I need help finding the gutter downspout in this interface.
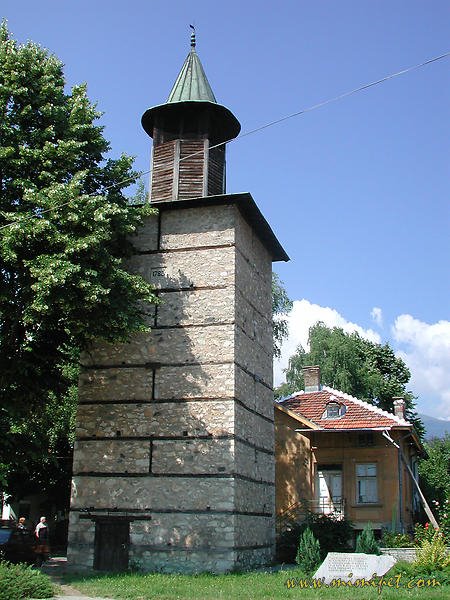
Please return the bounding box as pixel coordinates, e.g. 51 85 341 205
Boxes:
397 445 404 532
382 430 439 529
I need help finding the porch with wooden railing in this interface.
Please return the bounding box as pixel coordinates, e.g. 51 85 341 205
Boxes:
276 498 346 535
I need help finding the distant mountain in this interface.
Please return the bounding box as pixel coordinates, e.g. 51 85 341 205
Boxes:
419 414 450 440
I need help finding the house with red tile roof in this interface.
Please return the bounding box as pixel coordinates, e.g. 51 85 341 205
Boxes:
275 366 423 536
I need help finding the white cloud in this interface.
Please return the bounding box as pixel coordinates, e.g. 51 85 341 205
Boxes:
274 300 450 419
274 299 381 387
371 306 383 327
392 315 450 419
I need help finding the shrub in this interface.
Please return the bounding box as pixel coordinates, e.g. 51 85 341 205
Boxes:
355 523 380 554
414 522 438 546
414 531 450 572
0 561 54 600
295 527 321 574
387 560 450 586
432 497 450 544
305 513 354 557
276 513 354 563
276 525 303 563
380 530 413 548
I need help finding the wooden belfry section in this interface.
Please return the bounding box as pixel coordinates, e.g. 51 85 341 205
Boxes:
67 31 288 573
142 31 240 202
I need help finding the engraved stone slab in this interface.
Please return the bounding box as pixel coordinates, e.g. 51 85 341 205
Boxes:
149 266 167 285
126 245 235 290
314 552 396 585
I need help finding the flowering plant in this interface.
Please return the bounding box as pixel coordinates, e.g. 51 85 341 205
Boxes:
414 522 438 546
414 497 450 546
433 498 450 544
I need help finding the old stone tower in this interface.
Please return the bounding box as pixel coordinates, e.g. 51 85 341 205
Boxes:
67 33 288 573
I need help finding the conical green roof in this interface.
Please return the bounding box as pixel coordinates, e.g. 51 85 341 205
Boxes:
141 34 240 143
167 48 217 104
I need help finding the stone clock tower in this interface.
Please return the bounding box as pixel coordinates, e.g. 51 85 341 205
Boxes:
67 32 288 573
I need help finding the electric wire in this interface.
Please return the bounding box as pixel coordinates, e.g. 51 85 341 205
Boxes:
1 50 449 231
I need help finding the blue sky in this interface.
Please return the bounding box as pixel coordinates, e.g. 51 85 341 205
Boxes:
3 1 449 419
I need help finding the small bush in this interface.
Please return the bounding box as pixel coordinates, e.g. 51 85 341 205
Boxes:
413 522 438 546
435 498 450 543
0 561 54 600
355 523 380 554
414 531 450 572
276 513 354 563
295 527 321 574
388 560 450 585
128 557 144 572
276 525 302 563
306 513 354 557
381 530 413 548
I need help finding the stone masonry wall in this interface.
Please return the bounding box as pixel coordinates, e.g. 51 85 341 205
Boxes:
233 207 276 566
67 201 275 573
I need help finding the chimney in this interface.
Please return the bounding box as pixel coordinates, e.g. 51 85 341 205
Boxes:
393 397 405 420
303 366 321 392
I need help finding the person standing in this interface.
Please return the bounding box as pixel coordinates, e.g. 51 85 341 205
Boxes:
34 516 50 566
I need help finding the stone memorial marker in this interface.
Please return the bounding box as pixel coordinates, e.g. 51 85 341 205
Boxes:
314 552 396 584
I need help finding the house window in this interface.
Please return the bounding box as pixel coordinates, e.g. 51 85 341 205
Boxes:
316 465 343 516
323 401 346 419
356 463 378 503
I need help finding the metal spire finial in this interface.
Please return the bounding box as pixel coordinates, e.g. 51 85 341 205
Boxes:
189 24 196 49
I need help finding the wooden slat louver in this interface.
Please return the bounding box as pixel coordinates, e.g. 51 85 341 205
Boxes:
208 146 225 196
178 139 206 199
150 141 176 202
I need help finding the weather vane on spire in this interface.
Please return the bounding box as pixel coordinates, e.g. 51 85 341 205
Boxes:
189 24 196 49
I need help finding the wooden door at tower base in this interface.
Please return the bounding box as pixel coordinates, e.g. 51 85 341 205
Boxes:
94 520 130 572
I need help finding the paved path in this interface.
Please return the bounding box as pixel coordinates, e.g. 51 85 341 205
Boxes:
39 557 115 600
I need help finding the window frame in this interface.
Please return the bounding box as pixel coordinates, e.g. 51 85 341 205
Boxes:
323 401 346 419
355 462 378 504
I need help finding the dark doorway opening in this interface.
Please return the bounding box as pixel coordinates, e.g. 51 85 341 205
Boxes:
94 519 130 572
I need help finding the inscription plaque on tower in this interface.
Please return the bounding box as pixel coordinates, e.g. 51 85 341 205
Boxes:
150 266 166 285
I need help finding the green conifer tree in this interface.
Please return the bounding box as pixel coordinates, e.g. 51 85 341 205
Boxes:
355 523 381 555
296 527 321 573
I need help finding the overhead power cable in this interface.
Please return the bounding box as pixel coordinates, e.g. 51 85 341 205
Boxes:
1 50 449 231
229 51 450 143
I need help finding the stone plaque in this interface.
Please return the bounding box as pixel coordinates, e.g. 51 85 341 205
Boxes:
314 552 396 584
150 266 166 283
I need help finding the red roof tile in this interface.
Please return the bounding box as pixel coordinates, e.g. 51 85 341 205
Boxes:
280 386 411 430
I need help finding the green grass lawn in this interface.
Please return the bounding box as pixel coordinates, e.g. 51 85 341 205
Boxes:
62 568 449 600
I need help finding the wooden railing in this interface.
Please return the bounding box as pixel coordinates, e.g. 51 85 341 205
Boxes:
276 499 346 535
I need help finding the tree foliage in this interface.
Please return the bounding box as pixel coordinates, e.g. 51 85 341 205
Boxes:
0 22 157 501
277 322 423 436
272 273 292 359
418 434 450 508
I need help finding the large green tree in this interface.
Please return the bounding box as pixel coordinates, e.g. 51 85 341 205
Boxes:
418 434 450 508
277 322 423 436
0 22 157 502
272 273 292 359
